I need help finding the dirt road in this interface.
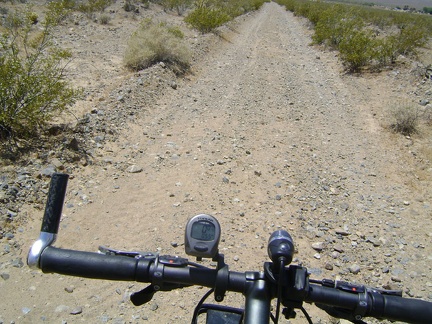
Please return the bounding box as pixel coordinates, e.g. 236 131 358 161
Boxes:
1 2 431 323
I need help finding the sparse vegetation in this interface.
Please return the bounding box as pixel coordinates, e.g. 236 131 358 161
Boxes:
77 0 114 18
0 6 82 140
276 0 432 72
99 13 111 24
185 0 268 33
124 19 191 74
184 5 231 33
160 0 193 15
390 104 421 135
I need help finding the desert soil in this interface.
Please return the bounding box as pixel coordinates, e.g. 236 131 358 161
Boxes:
1 1 432 323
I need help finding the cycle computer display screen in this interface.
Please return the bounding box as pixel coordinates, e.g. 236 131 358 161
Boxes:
185 214 221 259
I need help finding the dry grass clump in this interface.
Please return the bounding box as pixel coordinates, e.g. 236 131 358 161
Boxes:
124 19 191 74
390 103 421 135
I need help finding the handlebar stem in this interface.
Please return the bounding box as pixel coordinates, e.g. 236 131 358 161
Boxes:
243 271 272 324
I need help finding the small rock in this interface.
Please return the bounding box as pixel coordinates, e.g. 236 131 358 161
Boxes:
70 307 83 315
419 99 429 106
391 276 402 283
64 286 74 293
170 242 178 248
311 242 324 251
68 138 80 151
383 282 399 290
333 244 344 253
233 255 239 261
339 202 349 212
324 263 333 270
127 165 143 173
349 264 361 274
1 273 10 280
22 307 31 315
40 165 56 177
11 258 24 268
50 158 64 170
313 253 321 259
366 237 381 247
335 228 350 236
150 303 158 311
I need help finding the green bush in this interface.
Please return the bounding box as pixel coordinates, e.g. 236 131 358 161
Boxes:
184 6 231 33
312 7 363 48
372 36 398 66
124 19 191 73
277 0 431 72
396 23 429 55
0 7 81 139
339 30 375 72
77 0 114 18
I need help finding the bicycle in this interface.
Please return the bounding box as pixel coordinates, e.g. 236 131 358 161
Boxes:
27 173 432 323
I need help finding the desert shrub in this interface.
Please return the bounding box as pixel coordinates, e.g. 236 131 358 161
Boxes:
124 19 191 73
390 104 420 135
396 23 429 55
0 7 81 139
45 0 75 24
312 8 363 48
278 0 431 72
99 13 110 24
123 0 137 12
160 0 192 15
226 0 267 15
184 6 231 33
372 35 398 66
339 29 375 72
77 0 114 18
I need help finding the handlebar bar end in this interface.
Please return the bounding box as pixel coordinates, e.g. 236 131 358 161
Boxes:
27 232 57 269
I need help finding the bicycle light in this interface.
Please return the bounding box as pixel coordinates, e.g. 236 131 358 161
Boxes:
268 230 294 266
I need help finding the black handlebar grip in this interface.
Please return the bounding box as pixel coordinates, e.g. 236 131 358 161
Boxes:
41 173 69 234
308 285 432 324
40 246 152 282
369 293 432 324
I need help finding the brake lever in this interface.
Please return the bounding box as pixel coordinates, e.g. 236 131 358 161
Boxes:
366 286 403 297
98 246 157 259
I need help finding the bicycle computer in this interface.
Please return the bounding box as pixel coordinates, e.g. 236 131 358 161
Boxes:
185 214 221 259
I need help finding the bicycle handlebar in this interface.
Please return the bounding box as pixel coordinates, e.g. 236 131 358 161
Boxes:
28 174 432 324
39 245 432 323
